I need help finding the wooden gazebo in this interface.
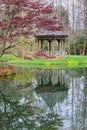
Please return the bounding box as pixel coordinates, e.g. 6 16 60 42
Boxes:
35 30 68 58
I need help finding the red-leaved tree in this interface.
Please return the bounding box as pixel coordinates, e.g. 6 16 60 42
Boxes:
0 0 63 56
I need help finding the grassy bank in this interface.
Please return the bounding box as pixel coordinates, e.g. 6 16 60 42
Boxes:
0 55 87 69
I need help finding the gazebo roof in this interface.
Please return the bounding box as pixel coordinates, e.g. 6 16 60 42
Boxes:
35 30 68 40
35 91 68 109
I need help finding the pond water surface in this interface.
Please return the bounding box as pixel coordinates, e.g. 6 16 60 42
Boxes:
0 67 87 130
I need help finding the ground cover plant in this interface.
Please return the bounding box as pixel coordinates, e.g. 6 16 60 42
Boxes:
0 55 87 69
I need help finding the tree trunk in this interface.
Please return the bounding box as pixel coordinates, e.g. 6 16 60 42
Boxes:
82 0 87 55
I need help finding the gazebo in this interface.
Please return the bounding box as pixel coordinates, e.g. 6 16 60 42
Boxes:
35 30 68 58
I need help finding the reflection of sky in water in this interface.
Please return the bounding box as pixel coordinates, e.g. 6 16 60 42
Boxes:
32 69 87 129
0 68 87 130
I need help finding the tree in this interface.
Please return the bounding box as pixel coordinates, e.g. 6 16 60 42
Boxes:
14 36 35 57
0 0 63 57
76 35 84 55
66 0 87 55
55 5 69 27
83 0 87 55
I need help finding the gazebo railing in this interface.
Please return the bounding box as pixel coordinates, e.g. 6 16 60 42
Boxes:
54 50 66 57
35 51 56 58
35 50 66 58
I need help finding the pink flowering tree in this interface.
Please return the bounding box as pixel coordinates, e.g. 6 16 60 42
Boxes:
0 0 63 56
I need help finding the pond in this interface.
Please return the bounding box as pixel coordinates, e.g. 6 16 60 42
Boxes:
0 67 87 130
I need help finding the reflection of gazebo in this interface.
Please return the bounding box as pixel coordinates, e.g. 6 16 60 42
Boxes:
35 70 69 92
35 30 68 58
35 78 69 93
34 69 69 109
43 92 67 108
35 75 69 107
35 91 68 109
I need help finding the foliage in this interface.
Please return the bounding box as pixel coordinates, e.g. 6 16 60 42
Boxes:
14 66 34 83
0 0 63 57
43 40 49 51
76 35 84 44
15 36 35 46
68 60 78 66
14 36 35 56
0 65 16 76
76 35 84 55
69 35 85 55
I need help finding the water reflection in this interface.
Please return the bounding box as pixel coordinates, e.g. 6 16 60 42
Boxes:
0 67 87 130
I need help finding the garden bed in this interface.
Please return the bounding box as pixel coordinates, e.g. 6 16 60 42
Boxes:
0 65 16 77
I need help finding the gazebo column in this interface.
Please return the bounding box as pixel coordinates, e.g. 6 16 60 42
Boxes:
41 40 44 51
59 40 62 57
62 39 65 56
61 40 63 57
63 39 65 50
57 40 60 50
62 40 64 50
38 40 40 52
56 40 60 57
57 41 60 51
62 40 64 57
48 40 52 56
61 40 64 57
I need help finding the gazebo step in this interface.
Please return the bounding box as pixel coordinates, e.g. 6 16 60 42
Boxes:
46 55 56 59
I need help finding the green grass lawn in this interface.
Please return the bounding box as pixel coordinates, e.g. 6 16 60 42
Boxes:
0 55 87 69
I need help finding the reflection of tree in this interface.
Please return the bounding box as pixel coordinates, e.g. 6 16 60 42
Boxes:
65 68 87 130
14 67 33 83
37 112 63 130
0 81 63 130
0 91 36 130
66 68 83 78
82 68 87 130
0 91 63 130
0 79 32 129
